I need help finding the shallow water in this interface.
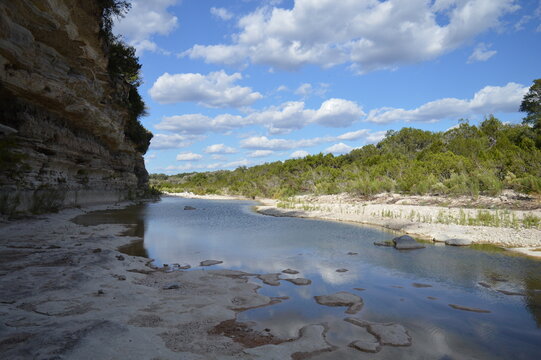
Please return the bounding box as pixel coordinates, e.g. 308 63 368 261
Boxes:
73 197 541 359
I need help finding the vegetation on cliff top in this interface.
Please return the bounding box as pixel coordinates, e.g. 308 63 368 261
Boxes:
151 80 541 199
98 0 152 154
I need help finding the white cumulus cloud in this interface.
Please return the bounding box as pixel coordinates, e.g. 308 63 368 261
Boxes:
154 98 364 135
183 0 518 72
211 7 234 21
325 143 354 155
290 150 309 158
114 0 178 55
204 144 238 154
149 71 263 108
155 113 248 134
150 134 205 149
240 128 380 150
176 152 203 161
365 82 528 124
467 43 497 63
248 150 275 158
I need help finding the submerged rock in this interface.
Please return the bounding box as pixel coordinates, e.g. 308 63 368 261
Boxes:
336 268 349 273
345 318 412 347
257 273 282 286
374 241 393 247
349 339 381 353
184 206 196 210
314 291 363 314
496 289 525 296
392 235 425 250
445 238 472 246
282 269 299 275
411 283 432 288
200 260 223 267
448 304 491 313
286 278 312 286
347 252 358 255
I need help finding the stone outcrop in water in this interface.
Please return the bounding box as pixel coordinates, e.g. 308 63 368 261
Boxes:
0 0 149 214
345 318 412 347
200 260 223 267
445 238 472 246
286 278 312 286
314 291 363 314
257 273 282 286
392 235 425 250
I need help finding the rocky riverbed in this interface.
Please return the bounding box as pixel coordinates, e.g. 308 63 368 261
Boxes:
0 202 423 359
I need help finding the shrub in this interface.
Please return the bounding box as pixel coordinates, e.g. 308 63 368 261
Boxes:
98 1 153 154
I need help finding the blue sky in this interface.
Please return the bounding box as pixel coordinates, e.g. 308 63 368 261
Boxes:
113 0 541 174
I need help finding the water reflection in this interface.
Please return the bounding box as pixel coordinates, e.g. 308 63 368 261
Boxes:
72 203 147 256
73 196 541 359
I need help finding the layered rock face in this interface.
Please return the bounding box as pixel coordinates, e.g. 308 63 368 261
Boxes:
0 0 148 214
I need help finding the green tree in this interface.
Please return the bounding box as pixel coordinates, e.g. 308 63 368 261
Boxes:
98 0 131 38
520 79 541 130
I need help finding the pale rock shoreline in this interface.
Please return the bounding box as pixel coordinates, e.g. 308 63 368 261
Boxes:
254 194 541 258
0 202 335 359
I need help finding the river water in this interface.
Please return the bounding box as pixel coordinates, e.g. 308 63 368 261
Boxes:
73 196 541 359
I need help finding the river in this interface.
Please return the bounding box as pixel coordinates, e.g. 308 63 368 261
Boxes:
73 196 541 359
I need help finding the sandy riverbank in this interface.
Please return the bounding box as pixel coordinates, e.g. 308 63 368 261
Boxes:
0 202 336 359
252 193 541 258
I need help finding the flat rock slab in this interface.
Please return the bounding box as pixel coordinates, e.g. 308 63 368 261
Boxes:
162 283 181 290
199 260 223 267
314 291 363 314
165 263 191 272
374 241 393 247
245 324 334 359
449 304 491 313
286 278 312 286
336 268 349 273
496 289 525 296
349 339 381 353
445 238 472 246
257 273 282 286
392 235 425 250
345 318 412 347
411 283 432 288
282 268 299 274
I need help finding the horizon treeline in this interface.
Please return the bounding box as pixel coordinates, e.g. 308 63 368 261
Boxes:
150 116 541 198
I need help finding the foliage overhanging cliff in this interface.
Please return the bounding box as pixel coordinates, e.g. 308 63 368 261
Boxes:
0 0 152 214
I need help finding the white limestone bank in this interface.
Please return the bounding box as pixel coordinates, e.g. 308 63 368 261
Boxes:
254 194 541 258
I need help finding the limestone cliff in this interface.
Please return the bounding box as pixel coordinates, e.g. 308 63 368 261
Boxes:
0 0 150 214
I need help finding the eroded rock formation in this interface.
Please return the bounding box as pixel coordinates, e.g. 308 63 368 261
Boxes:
0 0 149 214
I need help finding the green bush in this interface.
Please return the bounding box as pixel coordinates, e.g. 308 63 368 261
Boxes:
98 1 153 154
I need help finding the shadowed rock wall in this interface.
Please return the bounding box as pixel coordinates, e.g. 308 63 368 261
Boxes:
0 0 149 214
